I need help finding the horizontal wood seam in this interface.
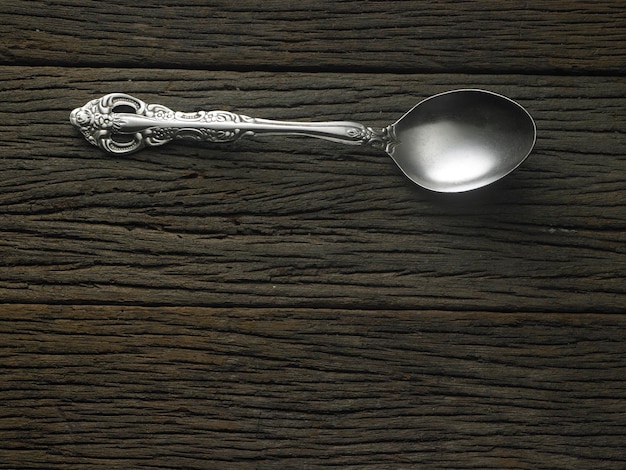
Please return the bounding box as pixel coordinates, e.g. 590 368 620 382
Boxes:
2 60 625 78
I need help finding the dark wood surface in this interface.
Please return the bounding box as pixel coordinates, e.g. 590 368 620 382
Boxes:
1 1 625 468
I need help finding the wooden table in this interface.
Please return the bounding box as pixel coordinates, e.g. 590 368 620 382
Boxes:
1 1 625 468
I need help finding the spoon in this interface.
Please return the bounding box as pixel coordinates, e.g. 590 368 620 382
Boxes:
70 89 536 192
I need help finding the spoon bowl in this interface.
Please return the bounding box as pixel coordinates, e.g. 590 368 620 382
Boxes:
390 89 536 192
70 89 536 193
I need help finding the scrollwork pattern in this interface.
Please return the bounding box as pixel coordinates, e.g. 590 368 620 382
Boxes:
70 93 253 155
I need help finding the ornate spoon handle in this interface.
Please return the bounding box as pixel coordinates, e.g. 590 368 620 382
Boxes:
70 93 394 156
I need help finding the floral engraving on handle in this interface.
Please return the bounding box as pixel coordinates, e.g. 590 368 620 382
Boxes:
162 110 254 144
70 93 253 155
70 93 145 154
347 126 397 153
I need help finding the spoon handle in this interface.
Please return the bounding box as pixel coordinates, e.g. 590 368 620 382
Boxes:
70 93 394 156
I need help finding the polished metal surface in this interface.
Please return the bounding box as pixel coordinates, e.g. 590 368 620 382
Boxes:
70 90 536 192
390 90 536 192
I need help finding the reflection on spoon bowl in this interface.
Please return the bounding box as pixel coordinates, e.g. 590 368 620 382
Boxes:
390 89 537 192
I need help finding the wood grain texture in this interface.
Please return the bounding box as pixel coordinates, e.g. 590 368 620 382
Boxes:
1 0 625 74
1 67 624 311
1 1 625 467
1 304 625 469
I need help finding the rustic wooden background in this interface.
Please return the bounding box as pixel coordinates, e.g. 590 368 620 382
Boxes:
1 1 625 468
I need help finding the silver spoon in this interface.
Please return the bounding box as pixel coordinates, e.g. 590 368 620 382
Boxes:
70 89 536 192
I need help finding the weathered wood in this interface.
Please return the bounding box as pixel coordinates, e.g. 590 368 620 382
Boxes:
0 1 625 466
1 0 625 74
1 304 625 469
0 67 624 311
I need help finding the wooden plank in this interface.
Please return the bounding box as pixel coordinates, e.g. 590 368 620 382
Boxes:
0 67 625 311
1 0 625 73
1 304 625 468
